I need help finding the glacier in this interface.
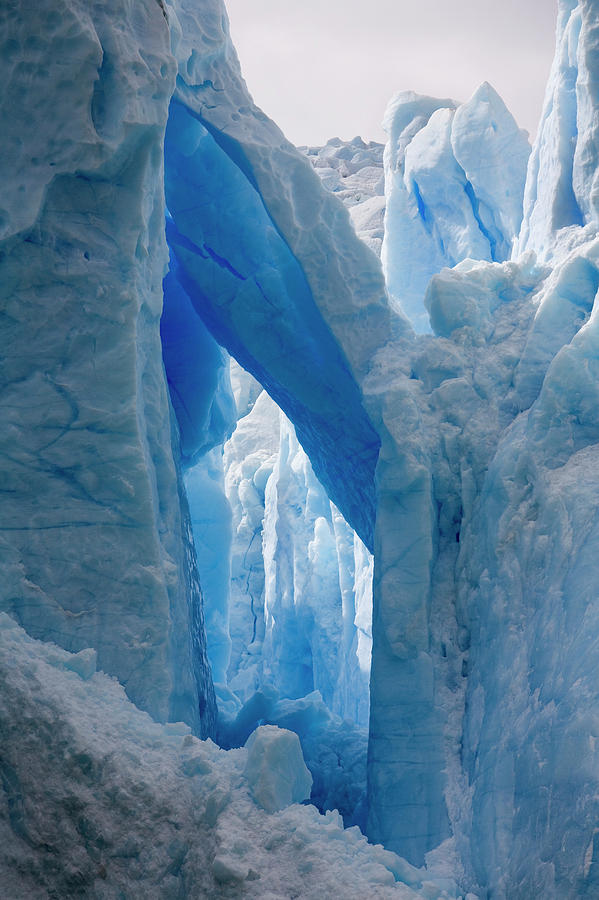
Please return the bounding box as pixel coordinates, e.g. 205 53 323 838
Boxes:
382 84 531 332
3 0 599 897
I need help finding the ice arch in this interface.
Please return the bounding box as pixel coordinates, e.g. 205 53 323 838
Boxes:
0 0 394 744
162 0 398 551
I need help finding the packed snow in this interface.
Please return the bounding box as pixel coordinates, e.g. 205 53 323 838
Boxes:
0 615 455 899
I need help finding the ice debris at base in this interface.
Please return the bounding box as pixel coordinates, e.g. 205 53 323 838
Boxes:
244 726 312 812
217 686 369 829
0 615 455 899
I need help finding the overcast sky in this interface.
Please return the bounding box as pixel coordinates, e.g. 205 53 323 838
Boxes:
224 0 558 147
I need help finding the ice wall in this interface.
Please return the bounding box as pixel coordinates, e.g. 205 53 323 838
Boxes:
458 3 599 893
223 391 372 727
365 253 545 869
518 0 589 260
383 85 530 331
368 4 599 894
0 0 215 735
458 244 599 897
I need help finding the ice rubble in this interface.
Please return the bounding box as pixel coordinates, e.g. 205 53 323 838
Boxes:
302 136 386 255
0 615 453 899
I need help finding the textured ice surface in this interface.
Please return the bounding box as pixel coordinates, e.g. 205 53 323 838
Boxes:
302 137 386 255
0 615 455 899
163 0 397 551
0 0 215 735
382 85 530 331
518 0 599 261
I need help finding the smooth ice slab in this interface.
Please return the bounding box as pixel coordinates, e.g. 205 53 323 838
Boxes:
244 725 313 813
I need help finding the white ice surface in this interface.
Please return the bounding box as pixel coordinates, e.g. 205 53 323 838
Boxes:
244 725 312 813
0 615 454 899
382 85 529 331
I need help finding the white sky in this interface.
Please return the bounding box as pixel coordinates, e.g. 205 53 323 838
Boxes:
224 0 558 147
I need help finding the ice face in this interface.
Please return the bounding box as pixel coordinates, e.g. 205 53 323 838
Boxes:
0 0 215 736
518 0 599 261
382 86 530 332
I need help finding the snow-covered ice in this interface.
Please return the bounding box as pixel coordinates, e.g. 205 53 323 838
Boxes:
0 615 454 899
